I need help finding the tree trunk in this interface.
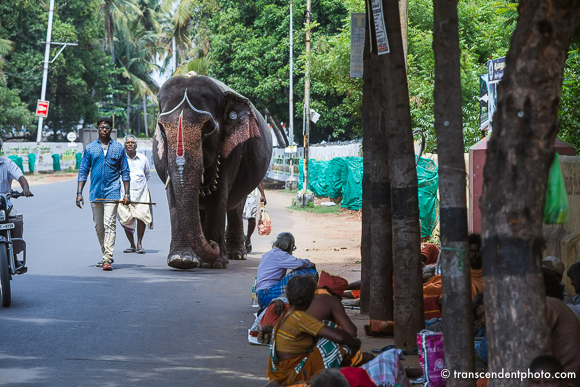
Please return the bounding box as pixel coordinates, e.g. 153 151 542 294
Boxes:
432 0 475 383
480 1 580 385
368 7 394 321
360 16 373 315
137 105 141 136
382 0 423 349
143 95 149 137
126 91 131 135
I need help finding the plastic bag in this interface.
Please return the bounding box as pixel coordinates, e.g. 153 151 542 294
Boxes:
417 330 446 387
258 205 272 236
544 153 569 224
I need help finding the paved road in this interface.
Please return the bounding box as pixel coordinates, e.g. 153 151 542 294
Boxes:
0 173 285 386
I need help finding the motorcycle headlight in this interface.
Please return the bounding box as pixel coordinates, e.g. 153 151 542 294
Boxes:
0 210 5 222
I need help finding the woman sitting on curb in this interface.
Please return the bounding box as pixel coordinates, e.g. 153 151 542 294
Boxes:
267 275 367 386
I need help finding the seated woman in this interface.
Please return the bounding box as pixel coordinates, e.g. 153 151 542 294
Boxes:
267 275 365 386
259 271 359 344
256 232 317 308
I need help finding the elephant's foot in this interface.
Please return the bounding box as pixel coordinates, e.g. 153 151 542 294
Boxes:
200 255 230 269
227 249 247 261
167 249 201 269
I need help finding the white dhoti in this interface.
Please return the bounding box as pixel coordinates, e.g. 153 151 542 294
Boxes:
118 189 153 233
243 187 260 219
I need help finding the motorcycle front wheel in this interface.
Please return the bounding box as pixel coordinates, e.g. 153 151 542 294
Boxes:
0 243 11 307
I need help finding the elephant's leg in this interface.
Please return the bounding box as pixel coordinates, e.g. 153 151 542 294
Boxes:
226 202 246 261
198 196 230 269
167 190 201 269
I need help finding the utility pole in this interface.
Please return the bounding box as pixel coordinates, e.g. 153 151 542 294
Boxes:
34 0 77 174
302 0 311 195
289 0 294 146
34 0 55 174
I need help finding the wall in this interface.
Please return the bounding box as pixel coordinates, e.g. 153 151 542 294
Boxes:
2 142 84 172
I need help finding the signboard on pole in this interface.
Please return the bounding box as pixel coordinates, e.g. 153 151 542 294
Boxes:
36 100 50 117
371 0 390 55
487 57 506 83
350 13 365 78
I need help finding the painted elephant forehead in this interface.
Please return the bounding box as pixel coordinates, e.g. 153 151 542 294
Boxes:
159 115 203 155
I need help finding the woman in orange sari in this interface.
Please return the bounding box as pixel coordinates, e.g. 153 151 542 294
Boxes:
267 275 365 386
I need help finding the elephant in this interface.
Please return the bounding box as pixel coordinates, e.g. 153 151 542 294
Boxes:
154 73 273 269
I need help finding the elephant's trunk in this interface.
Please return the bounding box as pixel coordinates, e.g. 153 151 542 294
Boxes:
172 174 220 263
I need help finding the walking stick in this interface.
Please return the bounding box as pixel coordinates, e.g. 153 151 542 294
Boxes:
95 198 156 206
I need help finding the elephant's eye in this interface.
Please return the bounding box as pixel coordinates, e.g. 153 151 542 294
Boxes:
229 111 238 120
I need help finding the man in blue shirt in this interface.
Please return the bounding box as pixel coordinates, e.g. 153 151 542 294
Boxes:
76 117 130 271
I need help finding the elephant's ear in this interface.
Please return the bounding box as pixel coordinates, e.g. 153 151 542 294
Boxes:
220 91 262 158
153 121 168 185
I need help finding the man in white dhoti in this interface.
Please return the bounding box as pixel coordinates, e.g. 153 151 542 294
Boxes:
243 182 266 253
118 135 153 254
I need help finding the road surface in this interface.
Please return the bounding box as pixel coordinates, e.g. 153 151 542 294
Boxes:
0 173 276 386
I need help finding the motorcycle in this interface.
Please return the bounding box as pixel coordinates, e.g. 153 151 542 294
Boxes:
0 190 31 307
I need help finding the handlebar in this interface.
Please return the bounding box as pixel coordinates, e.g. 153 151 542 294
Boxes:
9 190 33 199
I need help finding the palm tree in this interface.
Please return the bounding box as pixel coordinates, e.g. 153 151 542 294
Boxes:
157 0 216 76
114 10 162 135
91 0 142 63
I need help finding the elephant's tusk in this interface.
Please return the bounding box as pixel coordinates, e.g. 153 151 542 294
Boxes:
201 173 204 184
165 175 171 190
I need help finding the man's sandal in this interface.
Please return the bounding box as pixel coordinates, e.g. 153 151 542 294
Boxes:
96 258 114 267
124 247 136 253
136 247 146 254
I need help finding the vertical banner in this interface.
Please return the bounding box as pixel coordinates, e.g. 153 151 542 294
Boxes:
371 0 390 54
350 13 366 78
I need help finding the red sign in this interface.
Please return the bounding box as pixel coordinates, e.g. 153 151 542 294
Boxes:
36 100 49 117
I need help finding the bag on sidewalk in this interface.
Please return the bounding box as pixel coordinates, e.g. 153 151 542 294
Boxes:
257 205 272 236
417 330 446 386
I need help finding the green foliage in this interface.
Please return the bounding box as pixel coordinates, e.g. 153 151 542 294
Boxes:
0 83 35 132
407 0 514 152
199 0 352 143
559 38 580 154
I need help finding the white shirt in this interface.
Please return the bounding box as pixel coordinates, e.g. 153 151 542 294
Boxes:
120 153 151 201
0 157 23 195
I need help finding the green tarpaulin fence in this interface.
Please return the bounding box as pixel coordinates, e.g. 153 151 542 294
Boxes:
27 154 36 173
8 155 24 174
341 157 363 210
416 156 440 238
296 155 440 237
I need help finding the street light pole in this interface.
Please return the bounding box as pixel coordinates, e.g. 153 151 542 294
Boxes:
34 0 55 174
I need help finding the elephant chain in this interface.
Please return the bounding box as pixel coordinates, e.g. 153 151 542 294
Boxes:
199 155 220 197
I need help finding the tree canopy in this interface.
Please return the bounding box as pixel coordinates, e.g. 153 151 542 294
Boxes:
0 0 578 152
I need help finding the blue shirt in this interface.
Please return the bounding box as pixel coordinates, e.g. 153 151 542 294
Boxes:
78 139 130 202
256 247 313 291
